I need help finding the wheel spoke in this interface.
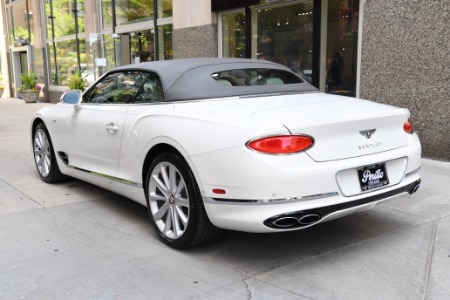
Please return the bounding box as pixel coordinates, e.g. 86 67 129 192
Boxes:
160 164 171 191
164 207 173 235
169 165 177 193
176 206 188 226
174 180 185 197
149 193 166 202
35 131 43 149
153 174 170 198
176 196 189 208
172 206 180 238
42 135 49 151
36 154 43 168
44 155 51 175
153 201 170 221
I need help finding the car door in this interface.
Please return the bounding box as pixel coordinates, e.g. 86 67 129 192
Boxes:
59 71 147 179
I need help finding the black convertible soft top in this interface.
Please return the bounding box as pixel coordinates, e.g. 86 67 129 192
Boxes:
114 58 318 102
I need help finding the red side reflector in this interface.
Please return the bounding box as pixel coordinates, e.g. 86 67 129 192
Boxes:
247 135 314 154
404 118 415 134
213 189 226 195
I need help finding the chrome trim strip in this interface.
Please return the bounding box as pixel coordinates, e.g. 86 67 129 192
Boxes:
203 192 339 206
68 165 143 188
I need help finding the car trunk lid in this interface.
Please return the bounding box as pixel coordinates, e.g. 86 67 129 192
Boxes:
248 93 410 161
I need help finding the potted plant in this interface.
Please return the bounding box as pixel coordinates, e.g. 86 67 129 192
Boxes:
68 71 88 92
19 72 41 103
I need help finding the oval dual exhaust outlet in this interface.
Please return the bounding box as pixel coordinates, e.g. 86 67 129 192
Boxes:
271 213 321 228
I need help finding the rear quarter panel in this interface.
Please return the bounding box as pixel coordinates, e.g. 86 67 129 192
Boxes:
115 102 289 188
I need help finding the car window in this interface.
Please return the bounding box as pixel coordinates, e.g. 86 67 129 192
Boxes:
83 71 148 104
211 68 303 87
134 72 165 103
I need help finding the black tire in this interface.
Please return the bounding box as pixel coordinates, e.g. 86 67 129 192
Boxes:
145 152 221 248
33 123 66 183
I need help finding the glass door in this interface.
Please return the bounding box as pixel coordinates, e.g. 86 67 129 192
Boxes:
131 30 155 63
323 0 359 96
251 1 314 83
221 11 246 58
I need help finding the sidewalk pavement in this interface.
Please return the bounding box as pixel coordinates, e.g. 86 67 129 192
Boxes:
0 97 449 299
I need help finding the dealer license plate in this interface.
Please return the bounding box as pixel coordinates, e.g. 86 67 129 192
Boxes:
357 163 389 192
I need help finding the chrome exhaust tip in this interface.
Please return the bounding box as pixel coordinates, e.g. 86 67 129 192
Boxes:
298 214 321 225
412 184 420 193
267 212 322 229
272 217 300 228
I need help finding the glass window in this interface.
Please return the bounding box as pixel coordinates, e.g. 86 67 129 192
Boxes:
45 0 84 38
211 68 303 87
116 0 154 26
7 8 14 45
48 43 57 84
325 0 359 96
158 0 172 18
45 0 52 39
79 38 88 80
52 39 79 85
252 2 314 83
27 1 34 44
84 34 116 83
222 11 246 58
158 24 173 60
90 34 115 79
83 71 146 104
101 0 113 29
77 0 85 33
131 30 155 63
50 0 76 37
11 2 30 46
135 73 165 103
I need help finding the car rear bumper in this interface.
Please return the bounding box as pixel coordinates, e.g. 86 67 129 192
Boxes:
203 174 421 233
194 134 421 232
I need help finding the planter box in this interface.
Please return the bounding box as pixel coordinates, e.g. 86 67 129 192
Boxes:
20 90 40 103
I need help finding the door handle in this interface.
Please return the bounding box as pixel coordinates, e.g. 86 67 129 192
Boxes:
105 122 119 134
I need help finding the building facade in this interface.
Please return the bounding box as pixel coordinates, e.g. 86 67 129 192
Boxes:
0 0 448 160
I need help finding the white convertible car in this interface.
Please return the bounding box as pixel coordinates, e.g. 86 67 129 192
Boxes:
31 58 421 248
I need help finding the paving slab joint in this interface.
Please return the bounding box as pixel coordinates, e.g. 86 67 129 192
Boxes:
423 220 438 299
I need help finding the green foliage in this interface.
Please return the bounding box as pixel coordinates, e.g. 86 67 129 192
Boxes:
45 0 85 38
111 89 135 103
19 72 38 92
14 26 29 41
117 0 153 23
68 71 88 92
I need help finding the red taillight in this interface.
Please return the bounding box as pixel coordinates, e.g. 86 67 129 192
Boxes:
212 189 226 194
247 135 314 154
404 118 415 134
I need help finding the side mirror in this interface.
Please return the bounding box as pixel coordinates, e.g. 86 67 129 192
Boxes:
60 90 82 111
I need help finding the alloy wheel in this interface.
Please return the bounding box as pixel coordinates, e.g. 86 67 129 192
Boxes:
148 161 190 240
34 129 52 178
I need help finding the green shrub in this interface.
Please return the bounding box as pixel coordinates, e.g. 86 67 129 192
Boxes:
68 71 88 92
19 72 39 92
